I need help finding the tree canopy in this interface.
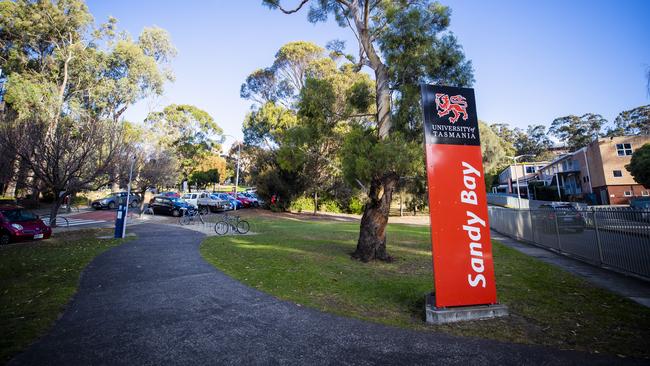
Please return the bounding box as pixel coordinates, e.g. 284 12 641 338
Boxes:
145 104 222 178
626 143 650 189
0 0 176 221
549 113 607 151
262 0 473 261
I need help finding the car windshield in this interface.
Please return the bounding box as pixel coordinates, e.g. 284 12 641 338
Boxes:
169 198 183 204
2 209 38 222
182 194 192 199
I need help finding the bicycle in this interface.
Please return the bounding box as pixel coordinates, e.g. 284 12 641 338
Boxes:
60 204 80 213
214 213 249 235
179 207 204 226
41 215 70 228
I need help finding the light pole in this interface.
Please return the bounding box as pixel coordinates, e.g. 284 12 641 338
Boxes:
507 154 534 209
221 135 241 211
122 155 136 238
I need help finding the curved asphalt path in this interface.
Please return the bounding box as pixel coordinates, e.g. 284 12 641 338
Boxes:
10 224 644 366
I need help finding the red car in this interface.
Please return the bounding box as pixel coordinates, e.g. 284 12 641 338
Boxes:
160 191 181 198
0 205 52 245
234 194 252 208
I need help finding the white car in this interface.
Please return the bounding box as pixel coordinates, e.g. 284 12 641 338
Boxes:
181 193 199 208
197 192 227 213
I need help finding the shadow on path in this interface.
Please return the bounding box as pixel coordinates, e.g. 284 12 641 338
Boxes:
10 224 643 365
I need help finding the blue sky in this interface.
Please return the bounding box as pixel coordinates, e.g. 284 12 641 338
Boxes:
87 0 650 146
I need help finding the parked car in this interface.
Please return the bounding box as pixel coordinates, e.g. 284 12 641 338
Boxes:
538 203 586 233
196 192 228 213
160 191 181 198
91 192 140 210
240 192 261 207
0 205 52 245
234 194 253 208
182 193 199 208
214 193 239 210
148 196 191 217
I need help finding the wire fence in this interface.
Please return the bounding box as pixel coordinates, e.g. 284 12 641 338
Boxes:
488 206 650 281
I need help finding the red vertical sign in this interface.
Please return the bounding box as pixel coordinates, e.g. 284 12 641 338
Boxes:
420 85 498 308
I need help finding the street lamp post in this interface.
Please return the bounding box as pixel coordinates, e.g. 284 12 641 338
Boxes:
221 135 241 211
234 142 241 211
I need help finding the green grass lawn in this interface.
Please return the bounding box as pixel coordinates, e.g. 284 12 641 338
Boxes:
201 215 650 358
0 229 124 363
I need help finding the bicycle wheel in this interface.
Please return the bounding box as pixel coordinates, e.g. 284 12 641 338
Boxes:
180 215 190 225
236 220 250 234
214 221 229 235
198 213 205 225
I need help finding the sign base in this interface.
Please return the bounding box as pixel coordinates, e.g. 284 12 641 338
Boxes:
425 293 508 324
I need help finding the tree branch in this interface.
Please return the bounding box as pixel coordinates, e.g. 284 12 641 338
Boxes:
272 0 310 14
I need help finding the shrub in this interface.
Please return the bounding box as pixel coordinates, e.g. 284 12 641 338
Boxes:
319 199 342 213
289 196 315 213
347 197 364 214
72 195 90 206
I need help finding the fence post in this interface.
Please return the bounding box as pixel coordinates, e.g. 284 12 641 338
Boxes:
554 211 562 252
529 208 534 242
592 207 604 266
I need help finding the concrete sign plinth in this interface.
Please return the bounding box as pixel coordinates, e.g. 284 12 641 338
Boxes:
425 294 508 324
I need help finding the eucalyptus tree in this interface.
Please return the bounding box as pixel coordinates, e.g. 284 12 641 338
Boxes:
549 113 607 151
264 0 473 261
0 0 175 222
606 105 650 136
145 104 223 181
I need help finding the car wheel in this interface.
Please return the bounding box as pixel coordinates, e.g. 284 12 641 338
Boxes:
108 202 116 210
172 209 181 217
0 232 10 245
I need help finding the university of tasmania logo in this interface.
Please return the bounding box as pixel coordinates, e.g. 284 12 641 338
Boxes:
434 93 468 124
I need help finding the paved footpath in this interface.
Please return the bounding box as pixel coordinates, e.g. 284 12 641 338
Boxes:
10 224 645 365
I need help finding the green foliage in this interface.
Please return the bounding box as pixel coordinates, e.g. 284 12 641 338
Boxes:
607 105 650 136
347 196 364 214
146 104 222 177
550 114 606 151
626 143 650 188
478 121 509 174
289 195 315 213
243 102 297 146
71 195 89 206
190 169 220 189
319 198 342 213
341 126 421 187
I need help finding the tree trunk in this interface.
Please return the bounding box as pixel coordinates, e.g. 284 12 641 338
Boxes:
313 191 318 215
352 175 398 262
49 191 65 227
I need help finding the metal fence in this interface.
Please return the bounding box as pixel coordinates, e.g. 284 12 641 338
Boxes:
488 206 650 281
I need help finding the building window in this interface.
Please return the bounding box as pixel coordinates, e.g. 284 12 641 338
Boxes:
613 170 623 177
642 191 649 197
616 143 633 156
525 166 535 174
624 191 632 197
